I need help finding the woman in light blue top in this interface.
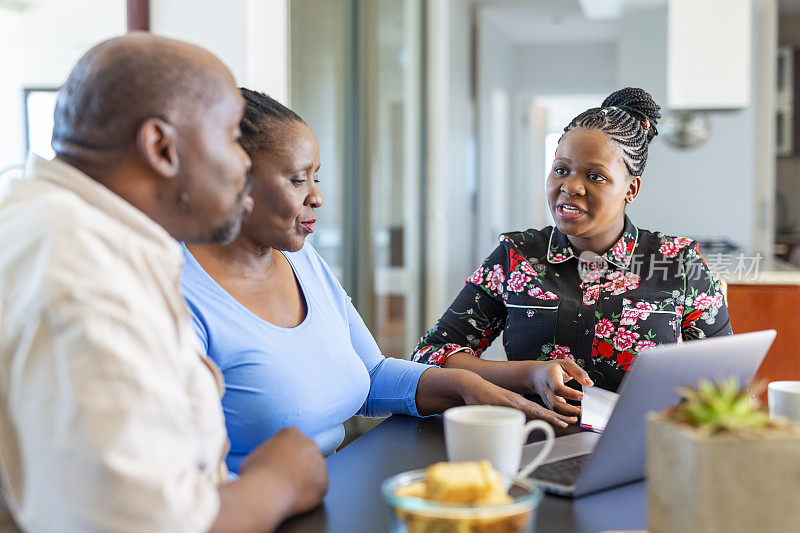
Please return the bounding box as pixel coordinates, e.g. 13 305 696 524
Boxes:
180 89 589 473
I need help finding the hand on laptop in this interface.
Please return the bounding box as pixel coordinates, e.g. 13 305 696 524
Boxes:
454 369 578 428
416 367 577 427
439 354 592 421
524 360 594 417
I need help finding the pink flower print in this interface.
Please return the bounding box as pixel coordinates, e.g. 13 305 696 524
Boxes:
635 339 657 353
595 318 615 339
428 347 447 365
603 276 627 296
582 285 599 305
444 343 473 357
613 327 640 352
623 272 641 291
466 267 483 285
550 252 569 262
527 286 558 300
610 239 628 260
581 267 604 284
550 344 575 361
507 271 530 293
634 301 657 320
411 345 432 363
485 264 505 294
693 292 714 310
712 293 724 309
619 299 655 326
660 237 693 258
620 311 637 326
659 241 679 258
528 286 544 298
520 260 537 277
606 271 623 281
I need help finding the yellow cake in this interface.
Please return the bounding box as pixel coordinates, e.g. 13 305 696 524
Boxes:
424 461 511 504
392 461 531 533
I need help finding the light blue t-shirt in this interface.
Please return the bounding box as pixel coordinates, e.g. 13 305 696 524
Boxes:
180 243 428 472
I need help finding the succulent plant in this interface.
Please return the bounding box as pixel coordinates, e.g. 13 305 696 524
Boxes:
670 378 777 434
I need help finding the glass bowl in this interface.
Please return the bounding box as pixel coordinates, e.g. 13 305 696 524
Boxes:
381 469 543 533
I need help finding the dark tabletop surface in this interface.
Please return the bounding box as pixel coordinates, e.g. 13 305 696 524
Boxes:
276 415 646 533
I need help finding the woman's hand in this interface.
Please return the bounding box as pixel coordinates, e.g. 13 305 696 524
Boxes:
442 353 593 417
415 367 577 428
523 359 593 416
455 369 578 427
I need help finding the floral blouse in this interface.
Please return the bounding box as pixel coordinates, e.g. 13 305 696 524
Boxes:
411 217 732 392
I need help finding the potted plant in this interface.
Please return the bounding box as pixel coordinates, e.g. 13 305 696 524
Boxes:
647 378 800 533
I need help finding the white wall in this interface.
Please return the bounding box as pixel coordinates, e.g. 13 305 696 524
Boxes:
0 0 289 175
426 0 476 327
0 0 126 172
618 5 761 251
512 42 617 96
491 3 775 254
151 0 288 102
151 0 248 84
476 7 513 262
510 42 617 235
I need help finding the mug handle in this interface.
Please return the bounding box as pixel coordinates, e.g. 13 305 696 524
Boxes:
516 420 555 479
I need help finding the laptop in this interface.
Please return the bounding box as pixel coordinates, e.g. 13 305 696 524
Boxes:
523 330 776 497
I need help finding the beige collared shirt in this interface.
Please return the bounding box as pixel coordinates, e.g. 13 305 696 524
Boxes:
0 156 228 532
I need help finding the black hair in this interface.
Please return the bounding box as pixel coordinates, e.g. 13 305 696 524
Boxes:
562 87 661 177
239 88 305 155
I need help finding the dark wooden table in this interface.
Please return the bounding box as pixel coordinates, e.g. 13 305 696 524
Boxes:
276 415 646 533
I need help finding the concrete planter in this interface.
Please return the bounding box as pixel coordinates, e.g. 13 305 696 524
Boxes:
646 413 800 533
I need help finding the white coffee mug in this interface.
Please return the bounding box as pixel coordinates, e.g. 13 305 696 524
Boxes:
768 381 800 423
443 405 555 479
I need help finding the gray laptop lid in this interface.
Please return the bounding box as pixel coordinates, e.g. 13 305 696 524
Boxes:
572 330 775 496
526 330 775 496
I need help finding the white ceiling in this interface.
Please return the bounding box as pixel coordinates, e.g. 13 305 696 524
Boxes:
478 0 669 45
481 0 617 45
0 0 32 10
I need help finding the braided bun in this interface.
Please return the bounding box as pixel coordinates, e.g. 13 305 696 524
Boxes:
602 87 661 143
561 87 661 176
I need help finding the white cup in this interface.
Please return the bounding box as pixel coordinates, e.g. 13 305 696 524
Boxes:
443 405 555 479
768 381 800 423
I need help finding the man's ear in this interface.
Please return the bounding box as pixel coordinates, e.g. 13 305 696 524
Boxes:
625 176 642 204
137 118 179 179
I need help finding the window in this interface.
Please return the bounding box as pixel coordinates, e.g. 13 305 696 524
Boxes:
24 88 59 160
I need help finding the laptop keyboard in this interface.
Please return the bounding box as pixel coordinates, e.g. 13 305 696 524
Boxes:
530 454 590 487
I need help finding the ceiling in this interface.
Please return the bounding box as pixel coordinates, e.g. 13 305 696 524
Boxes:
480 0 619 45
478 0 672 45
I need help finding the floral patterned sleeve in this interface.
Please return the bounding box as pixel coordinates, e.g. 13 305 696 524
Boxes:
679 243 733 340
411 245 509 366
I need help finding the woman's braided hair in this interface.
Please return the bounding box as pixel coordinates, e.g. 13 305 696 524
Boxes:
239 87 305 156
562 87 661 177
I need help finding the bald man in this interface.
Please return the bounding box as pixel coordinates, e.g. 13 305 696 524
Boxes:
0 34 326 532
